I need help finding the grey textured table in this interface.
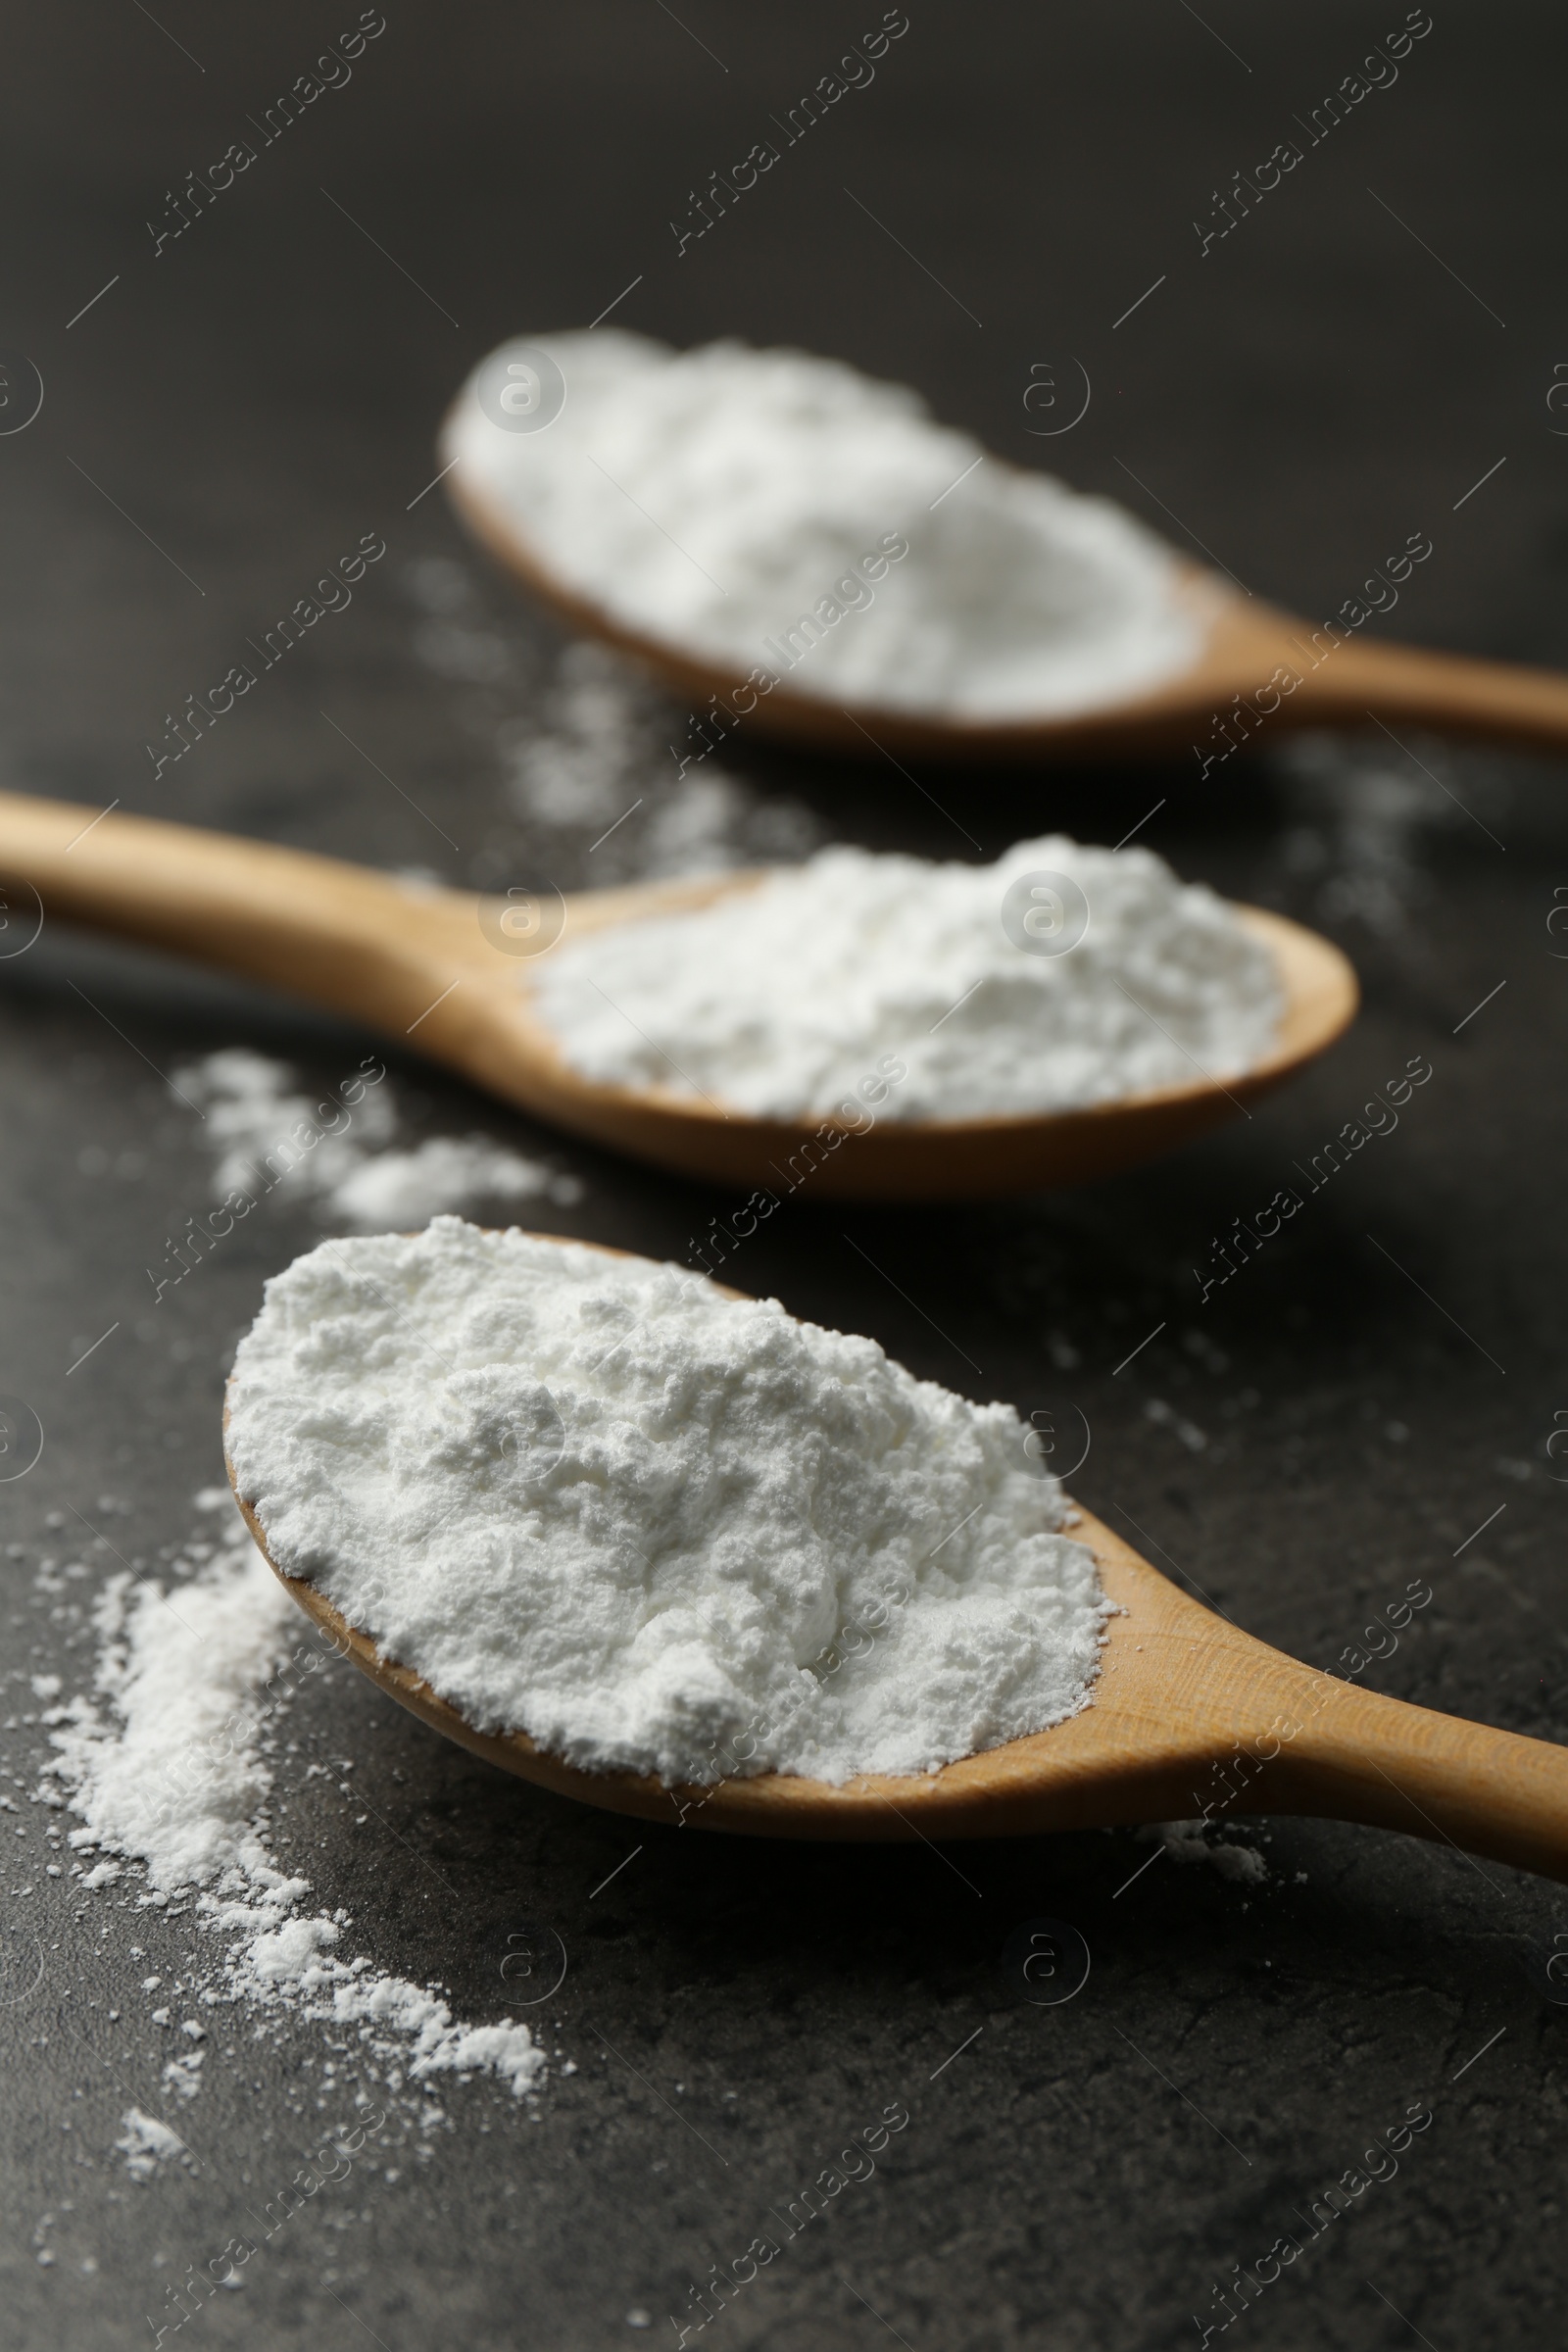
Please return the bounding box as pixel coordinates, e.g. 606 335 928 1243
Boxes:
3 6 1567 2347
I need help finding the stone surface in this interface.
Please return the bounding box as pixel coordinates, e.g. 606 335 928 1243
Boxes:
0 5 1564 2347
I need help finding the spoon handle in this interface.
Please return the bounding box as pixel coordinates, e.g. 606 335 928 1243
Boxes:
0 787 484 1029
1282 630 1568 754
1254 1660 1568 1885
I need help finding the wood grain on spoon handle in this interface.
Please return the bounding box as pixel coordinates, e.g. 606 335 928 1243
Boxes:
870 1515 1568 1882
0 785 751 1004
1075 1524 1568 1885
0 786 781 1167
1163 590 1568 760
1259 1672 1568 1886
0 788 1356 1199
1283 628 1568 752
0 785 488 1025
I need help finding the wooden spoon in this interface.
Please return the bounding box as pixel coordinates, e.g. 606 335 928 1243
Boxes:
0 787 1355 1201
224 1239 1568 1884
446 428 1568 764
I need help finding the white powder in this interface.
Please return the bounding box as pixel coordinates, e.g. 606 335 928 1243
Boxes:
1140 1820 1269 1884
498 638 823 884
53 1541 292 1888
48 1512 546 2104
445 331 1202 719
171 1049 583 1225
327 1136 579 1228
116 2108 193 2182
224 1218 1108 1787
533 835 1281 1121
175 1047 397 1202
163 2045 205 2102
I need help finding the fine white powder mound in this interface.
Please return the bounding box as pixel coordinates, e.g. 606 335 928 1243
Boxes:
224 1218 1109 1787
444 331 1202 719
47 1516 546 2102
531 836 1282 1121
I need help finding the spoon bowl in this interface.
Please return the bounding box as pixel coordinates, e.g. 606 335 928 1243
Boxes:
447 423 1568 762
226 1239 1568 1885
0 789 1354 1200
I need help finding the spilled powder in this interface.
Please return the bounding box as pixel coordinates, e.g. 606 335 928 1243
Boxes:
327 1135 575 1229
115 2108 194 2182
499 638 822 884
1137 1820 1269 1883
170 1048 583 1227
396 560 825 895
46 1506 547 2111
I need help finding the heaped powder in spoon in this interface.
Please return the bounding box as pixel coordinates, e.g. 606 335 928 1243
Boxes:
224 1219 1109 1787
530 835 1282 1121
443 330 1203 718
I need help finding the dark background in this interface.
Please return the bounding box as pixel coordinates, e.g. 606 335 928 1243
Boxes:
3 5 1567 2347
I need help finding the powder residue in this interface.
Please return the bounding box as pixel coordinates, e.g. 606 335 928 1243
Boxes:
444 330 1203 719
47 1516 546 2102
327 1136 578 1228
498 637 823 885
171 1049 582 1226
531 835 1281 1121
224 1218 1109 1787
395 557 827 893
116 2108 194 2182
1140 1820 1269 1883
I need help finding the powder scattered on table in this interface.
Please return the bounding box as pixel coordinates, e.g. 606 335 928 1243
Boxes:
224 1218 1109 1787
499 635 823 885
116 2109 194 2182
46 1504 547 2108
1140 1819 1269 1883
397 557 826 891
444 330 1203 719
328 1134 577 1229
531 835 1281 1121
170 1048 583 1226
